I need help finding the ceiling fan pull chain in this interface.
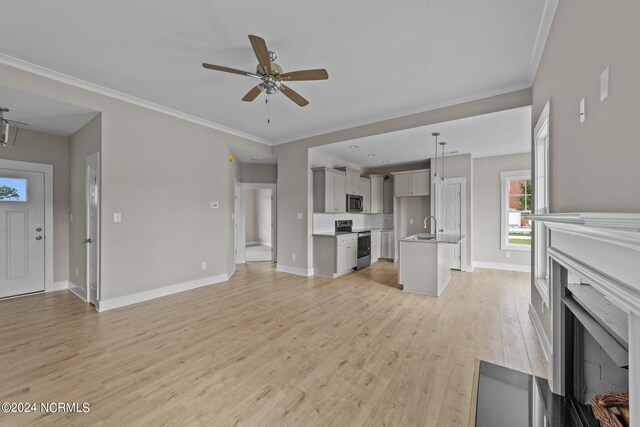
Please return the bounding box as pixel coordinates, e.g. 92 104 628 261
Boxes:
266 95 270 124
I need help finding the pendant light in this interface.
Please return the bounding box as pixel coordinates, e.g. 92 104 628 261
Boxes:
431 132 441 181
439 141 447 180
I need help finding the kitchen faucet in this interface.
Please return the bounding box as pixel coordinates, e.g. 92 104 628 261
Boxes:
423 215 437 233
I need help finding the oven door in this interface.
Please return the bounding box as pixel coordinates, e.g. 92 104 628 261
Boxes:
357 233 371 258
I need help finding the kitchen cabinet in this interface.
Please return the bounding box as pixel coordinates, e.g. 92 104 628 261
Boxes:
337 167 361 195
369 175 384 213
383 178 394 213
312 167 346 213
379 230 395 259
360 177 371 213
391 169 430 197
313 233 357 278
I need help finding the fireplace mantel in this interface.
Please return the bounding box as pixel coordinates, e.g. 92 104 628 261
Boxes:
526 212 640 426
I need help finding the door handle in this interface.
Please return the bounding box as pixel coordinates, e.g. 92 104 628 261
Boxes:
84 238 93 244
35 236 43 241
36 227 43 232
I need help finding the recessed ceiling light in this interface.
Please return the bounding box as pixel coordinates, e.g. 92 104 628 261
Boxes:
368 154 376 157
349 145 359 149
250 158 259 161
382 160 390 164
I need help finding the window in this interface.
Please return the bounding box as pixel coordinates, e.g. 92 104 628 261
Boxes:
500 170 531 251
0 177 27 202
533 101 551 305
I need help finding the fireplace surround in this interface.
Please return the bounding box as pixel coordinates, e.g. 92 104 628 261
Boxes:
527 213 640 426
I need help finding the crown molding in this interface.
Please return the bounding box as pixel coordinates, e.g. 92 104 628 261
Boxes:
0 53 272 146
528 0 559 84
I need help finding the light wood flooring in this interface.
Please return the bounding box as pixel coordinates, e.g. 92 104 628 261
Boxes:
0 261 546 426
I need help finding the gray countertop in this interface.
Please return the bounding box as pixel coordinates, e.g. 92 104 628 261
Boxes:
400 233 465 244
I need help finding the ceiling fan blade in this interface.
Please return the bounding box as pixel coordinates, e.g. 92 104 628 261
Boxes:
280 84 309 107
242 86 262 102
279 69 329 81
202 63 260 79
5 119 30 126
248 35 271 75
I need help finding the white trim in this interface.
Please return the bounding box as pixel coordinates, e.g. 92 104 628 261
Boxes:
472 261 531 273
276 264 314 277
0 53 271 146
97 273 229 312
68 281 87 301
0 159 54 293
53 280 69 291
500 169 532 251
528 302 551 362
528 0 559 84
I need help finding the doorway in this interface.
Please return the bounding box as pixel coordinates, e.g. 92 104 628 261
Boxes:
235 183 277 264
439 177 466 271
0 160 53 298
86 153 100 306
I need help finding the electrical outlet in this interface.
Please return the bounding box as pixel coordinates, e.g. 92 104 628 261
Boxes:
113 212 122 223
296 212 303 220
506 251 511 258
70 214 74 223
201 262 207 270
291 253 296 260
409 218 414 224
579 98 586 123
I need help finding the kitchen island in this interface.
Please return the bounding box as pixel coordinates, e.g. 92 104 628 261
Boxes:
398 233 465 296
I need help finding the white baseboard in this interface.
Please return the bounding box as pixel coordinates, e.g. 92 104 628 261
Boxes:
462 263 474 273
473 261 531 273
53 280 69 291
68 282 87 301
528 302 551 362
246 241 260 246
276 264 314 277
97 273 229 312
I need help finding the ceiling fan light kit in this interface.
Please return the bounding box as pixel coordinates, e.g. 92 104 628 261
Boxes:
0 107 29 147
202 35 329 111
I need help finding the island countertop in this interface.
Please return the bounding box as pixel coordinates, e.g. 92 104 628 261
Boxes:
400 233 465 244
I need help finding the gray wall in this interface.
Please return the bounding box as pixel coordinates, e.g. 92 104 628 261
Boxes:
0 62 270 300
398 197 431 237
239 163 277 184
473 153 531 268
531 0 640 340
68 115 101 291
0 128 70 283
256 189 272 245
244 189 257 243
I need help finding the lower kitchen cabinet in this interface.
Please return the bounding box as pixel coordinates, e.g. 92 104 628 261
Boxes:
313 234 357 278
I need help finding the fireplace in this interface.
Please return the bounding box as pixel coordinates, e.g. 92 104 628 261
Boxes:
527 213 640 427
564 274 629 425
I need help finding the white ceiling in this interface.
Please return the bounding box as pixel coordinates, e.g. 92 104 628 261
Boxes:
0 0 549 145
0 85 98 136
314 106 532 169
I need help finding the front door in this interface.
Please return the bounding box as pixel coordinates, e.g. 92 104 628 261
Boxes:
0 169 45 298
443 182 462 270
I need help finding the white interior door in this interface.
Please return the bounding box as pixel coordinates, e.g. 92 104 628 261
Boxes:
86 153 100 306
0 168 45 298
234 180 245 264
443 182 462 270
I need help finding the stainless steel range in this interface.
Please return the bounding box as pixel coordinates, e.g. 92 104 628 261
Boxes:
335 220 371 270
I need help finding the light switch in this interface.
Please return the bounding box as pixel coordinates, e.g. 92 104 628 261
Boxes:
113 212 122 223
600 67 609 102
70 214 74 223
296 212 303 220
579 98 586 123
409 218 414 224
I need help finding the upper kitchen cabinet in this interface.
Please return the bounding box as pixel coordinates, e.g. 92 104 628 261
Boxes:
391 169 430 197
312 167 347 213
336 167 361 195
369 175 384 213
360 177 371 213
383 177 394 213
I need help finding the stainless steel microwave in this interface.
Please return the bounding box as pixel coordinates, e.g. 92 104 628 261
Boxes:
346 194 363 213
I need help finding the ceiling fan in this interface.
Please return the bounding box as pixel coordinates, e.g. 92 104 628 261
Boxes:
202 35 328 107
0 107 29 147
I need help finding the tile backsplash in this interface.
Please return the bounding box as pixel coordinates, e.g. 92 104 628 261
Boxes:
313 213 394 233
